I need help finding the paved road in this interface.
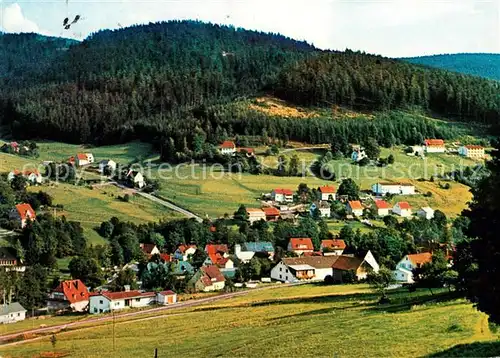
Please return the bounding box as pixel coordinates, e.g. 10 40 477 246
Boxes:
0 284 295 345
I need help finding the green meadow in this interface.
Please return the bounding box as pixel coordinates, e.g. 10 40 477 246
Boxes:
1 284 498 358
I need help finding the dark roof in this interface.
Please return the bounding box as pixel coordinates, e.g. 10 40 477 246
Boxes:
0 247 17 261
0 302 26 315
283 256 339 269
331 256 363 271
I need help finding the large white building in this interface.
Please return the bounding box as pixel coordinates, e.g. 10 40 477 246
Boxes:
271 256 340 283
458 145 485 159
372 183 415 196
424 139 445 153
271 189 294 203
89 290 157 314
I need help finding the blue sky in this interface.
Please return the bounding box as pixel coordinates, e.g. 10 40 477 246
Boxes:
0 0 498 57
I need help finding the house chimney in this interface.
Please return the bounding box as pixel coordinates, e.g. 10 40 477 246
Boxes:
124 285 130 292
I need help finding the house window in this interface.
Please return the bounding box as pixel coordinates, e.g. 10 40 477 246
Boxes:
286 269 289 273
94 308 98 313
279 267 282 272
136 298 141 302
279 275 282 279
99 300 103 304
17 313 20 317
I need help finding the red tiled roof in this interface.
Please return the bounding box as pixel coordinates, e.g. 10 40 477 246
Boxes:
76 153 88 160
263 207 280 216
321 239 346 250
220 141 236 149
53 280 89 304
332 256 363 271
200 265 225 286
289 238 314 251
407 252 432 266
374 200 391 209
237 147 254 154
396 201 411 210
177 244 197 253
465 145 484 150
139 243 158 255
205 244 229 254
100 290 156 300
14 203 36 221
348 201 363 210
303 251 323 257
158 290 176 296
273 188 294 195
424 139 445 146
319 186 336 194
23 169 40 176
160 254 171 262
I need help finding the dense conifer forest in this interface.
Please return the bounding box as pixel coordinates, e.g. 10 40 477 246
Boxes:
0 21 499 152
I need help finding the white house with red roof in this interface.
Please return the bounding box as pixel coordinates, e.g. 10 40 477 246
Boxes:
219 141 237 155
424 139 445 153
320 239 346 256
262 207 280 222
319 186 336 201
459 145 485 159
374 200 391 217
393 202 412 217
156 290 177 305
9 203 36 228
48 279 90 312
393 252 433 283
346 201 363 217
89 290 156 314
75 153 95 167
272 188 294 203
189 265 226 292
173 244 197 261
8 169 43 185
287 238 314 256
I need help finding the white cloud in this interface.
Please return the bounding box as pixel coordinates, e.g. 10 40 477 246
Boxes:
1 3 50 35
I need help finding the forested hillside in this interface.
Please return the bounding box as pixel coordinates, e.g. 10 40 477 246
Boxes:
0 21 499 151
405 53 500 81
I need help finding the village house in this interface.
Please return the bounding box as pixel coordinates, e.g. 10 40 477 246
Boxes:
417 207 435 220
156 290 177 305
374 200 391 217
246 208 266 224
89 290 156 314
424 139 446 153
393 252 433 283
1 142 20 153
271 188 294 203
99 159 117 174
127 170 145 188
371 182 416 196
9 203 36 228
75 153 95 167
48 279 90 312
173 244 197 261
262 207 281 222
189 265 226 292
320 239 346 256
237 147 255 157
310 202 331 218
393 202 412 217
270 256 340 283
319 185 337 201
0 247 25 272
234 244 255 263
0 302 27 324
351 148 367 162
458 145 485 159
205 244 233 270
8 169 43 185
331 251 380 282
139 243 161 257
219 141 237 155
346 201 363 217
243 242 275 260
287 238 314 256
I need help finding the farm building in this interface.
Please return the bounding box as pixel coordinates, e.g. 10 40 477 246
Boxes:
424 139 445 153
270 256 340 283
393 202 412 217
0 302 26 324
48 279 90 312
393 252 433 283
89 290 156 314
371 182 416 196
458 145 485 159
331 251 380 282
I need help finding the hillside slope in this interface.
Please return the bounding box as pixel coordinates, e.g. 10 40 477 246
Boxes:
404 54 500 81
0 21 498 150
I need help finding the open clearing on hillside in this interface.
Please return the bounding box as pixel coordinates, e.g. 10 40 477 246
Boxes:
156 146 475 218
1 284 498 358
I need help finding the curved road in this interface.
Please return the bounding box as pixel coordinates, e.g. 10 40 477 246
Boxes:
0 283 297 346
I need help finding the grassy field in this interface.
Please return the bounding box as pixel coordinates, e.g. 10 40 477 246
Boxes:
31 183 182 245
153 146 476 218
1 284 498 358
